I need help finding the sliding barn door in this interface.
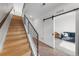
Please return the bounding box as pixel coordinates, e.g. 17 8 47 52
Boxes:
54 11 76 56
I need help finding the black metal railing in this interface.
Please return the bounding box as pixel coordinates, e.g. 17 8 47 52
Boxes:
24 15 39 56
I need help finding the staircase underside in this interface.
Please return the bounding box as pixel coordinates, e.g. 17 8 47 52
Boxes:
0 15 32 56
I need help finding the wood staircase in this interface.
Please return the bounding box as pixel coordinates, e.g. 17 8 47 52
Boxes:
0 15 32 56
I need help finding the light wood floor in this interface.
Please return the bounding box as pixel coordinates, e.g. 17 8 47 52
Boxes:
0 15 32 56
33 38 68 56
38 40 68 56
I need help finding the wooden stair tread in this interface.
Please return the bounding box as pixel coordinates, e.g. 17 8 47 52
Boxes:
0 15 32 56
6 35 27 40
10 25 24 27
4 43 29 50
5 38 28 44
9 30 25 32
4 43 30 52
2 49 31 56
7 31 26 35
9 28 24 31
4 39 28 48
9 28 24 30
0 44 31 56
6 36 27 41
22 50 32 56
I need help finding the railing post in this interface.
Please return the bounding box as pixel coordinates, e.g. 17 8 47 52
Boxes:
28 21 29 34
37 34 39 56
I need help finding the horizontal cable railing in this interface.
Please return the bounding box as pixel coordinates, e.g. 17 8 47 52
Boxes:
24 15 39 56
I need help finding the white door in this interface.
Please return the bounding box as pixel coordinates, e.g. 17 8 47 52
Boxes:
54 11 76 56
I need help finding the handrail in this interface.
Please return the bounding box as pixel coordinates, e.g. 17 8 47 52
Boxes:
0 8 13 28
24 15 38 36
22 3 25 14
24 15 39 56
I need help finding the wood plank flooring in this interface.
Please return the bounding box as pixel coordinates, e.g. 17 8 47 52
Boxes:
0 15 32 56
33 38 68 56
38 40 69 56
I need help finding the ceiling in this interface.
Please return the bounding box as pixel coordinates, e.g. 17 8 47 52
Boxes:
23 3 64 20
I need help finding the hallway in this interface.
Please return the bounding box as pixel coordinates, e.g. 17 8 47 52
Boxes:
0 16 32 56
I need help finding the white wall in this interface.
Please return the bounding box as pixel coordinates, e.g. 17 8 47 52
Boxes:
0 3 13 23
13 3 24 16
27 15 44 40
43 19 54 48
54 3 79 15
32 19 44 40
55 11 75 33
76 10 79 56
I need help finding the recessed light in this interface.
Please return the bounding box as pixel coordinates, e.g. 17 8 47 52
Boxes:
42 3 46 6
